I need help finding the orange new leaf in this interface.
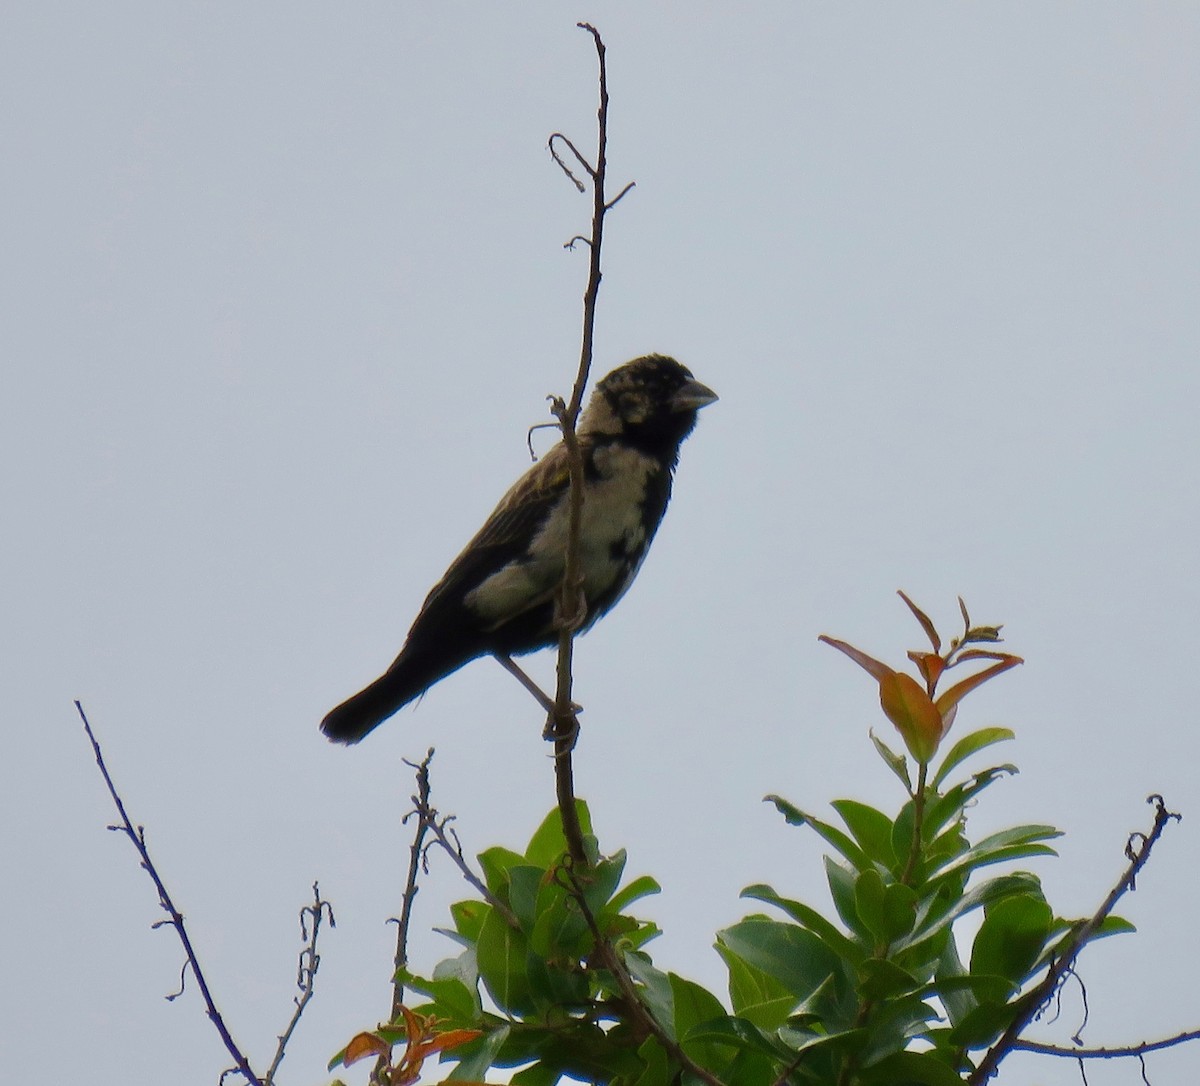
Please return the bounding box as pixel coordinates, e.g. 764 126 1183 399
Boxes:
343 1032 391 1067
935 655 1024 717
880 670 945 763
898 590 941 652
819 635 894 681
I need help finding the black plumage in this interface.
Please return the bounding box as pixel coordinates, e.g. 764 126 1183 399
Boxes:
321 354 717 743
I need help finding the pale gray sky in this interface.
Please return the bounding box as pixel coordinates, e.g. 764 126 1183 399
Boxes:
4 5 1199 1085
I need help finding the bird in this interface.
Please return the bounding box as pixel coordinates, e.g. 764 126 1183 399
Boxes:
321 354 717 743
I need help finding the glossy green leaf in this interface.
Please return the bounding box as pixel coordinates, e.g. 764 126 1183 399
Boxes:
446 1024 510 1081
1096 914 1136 937
922 765 1017 841
857 957 919 1001
870 730 912 792
523 801 594 867
971 893 1053 988
582 851 628 915
859 1048 966 1086
476 907 534 1015
932 727 1014 789
623 951 676 1035
854 868 888 943
740 884 863 964
832 799 899 870
932 936 974 1027
510 1061 560 1086
685 1015 790 1061
893 872 1042 958
881 882 918 942
718 919 852 1022
605 873 661 916
477 846 524 898
508 865 547 932
449 898 490 941
669 974 734 1073
766 795 873 871
825 856 869 940
400 969 481 1025
717 942 797 1028
631 1037 672 1086
948 999 1017 1049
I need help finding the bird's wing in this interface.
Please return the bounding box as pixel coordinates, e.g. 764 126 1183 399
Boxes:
412 443 573 625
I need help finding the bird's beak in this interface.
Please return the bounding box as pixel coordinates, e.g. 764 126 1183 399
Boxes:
671 379 719 412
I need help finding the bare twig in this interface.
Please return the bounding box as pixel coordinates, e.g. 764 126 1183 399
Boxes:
265 882 334 1085
388 751 435 1022
75 701 263 1086
547 20 634 867
409 768 519 929
371 752 436 1086
1012 1030 1200 1060
969 795 1181 1084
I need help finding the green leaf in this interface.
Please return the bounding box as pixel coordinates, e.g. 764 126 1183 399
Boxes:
881 882 918 942
855 868 888 943
859 1049 965 1086
623 952 676 1035
606 873 662 916
871 730 913 792
740 884 864 964
717 943 798 1030
932 727 1014 789
765 795 873 871
922 765 1017 841
684 1015 789 1060
476 907 534 1015
529 880 588 960
449 899 490 941
508 865 547 932
948 999 1017 1049
632 1036 672 1086
1096 914 1136 937
718 919 853 1023
858 957 919 1001
510 1062 560 1086
446 1024 510 1081
933 935 974 1028
825 856 869 940
582 850 628 915
670 975 734 1074
523 801 594 867
894 872 1042 958
478 846 525 898
402 969 481 1025
832 799 899 870
971 892 1053 989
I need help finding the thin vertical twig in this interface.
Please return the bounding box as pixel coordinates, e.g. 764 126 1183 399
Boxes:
547 21 628 867
76 701 263 1086
389 750 435 1021
265 882 334 1085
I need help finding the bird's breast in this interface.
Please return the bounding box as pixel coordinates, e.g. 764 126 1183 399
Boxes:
463 445 667 630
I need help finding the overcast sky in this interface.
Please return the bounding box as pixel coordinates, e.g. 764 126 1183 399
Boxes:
4 5 1199 1085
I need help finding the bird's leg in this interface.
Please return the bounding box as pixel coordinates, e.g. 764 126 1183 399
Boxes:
494 653 556 713
493 654 582 745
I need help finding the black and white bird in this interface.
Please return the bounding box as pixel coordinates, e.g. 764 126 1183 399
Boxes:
321 354 717 743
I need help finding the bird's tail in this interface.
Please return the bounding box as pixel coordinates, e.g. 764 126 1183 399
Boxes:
321 646 467 744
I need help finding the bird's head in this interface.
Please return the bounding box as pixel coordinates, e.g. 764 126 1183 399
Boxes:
581 354 717 457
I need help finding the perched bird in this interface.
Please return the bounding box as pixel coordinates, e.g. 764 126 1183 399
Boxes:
321 354 717 743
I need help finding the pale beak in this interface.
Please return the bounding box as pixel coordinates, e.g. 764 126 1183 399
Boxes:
671 379 719 412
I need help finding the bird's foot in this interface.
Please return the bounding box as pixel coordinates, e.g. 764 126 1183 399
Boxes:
543 706 582 751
